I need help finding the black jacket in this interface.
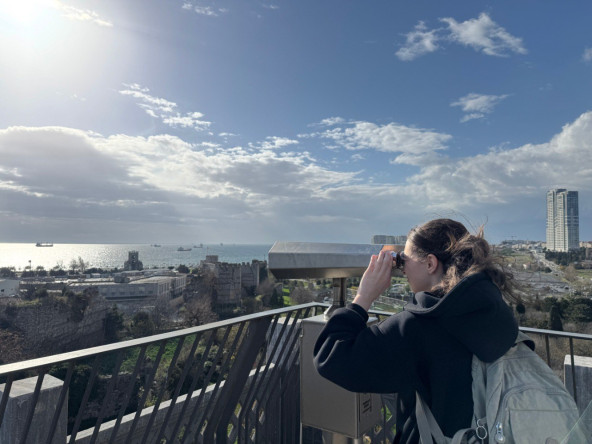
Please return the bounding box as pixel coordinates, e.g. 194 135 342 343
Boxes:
313 272 518 444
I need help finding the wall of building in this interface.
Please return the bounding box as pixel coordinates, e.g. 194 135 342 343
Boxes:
216 263 242 306
240 261 261 289
0 279 20 297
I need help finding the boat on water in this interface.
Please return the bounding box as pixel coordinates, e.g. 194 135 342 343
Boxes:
35 242 54 247
151 244 162 247
177 247 192 251
193 243 204 248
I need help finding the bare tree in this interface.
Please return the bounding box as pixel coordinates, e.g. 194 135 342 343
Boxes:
181 294 218 327
291 287 314 304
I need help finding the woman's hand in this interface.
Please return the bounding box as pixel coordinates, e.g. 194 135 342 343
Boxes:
353 251 393 311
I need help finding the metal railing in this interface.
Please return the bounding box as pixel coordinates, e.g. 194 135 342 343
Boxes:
0 303 591 444
0 304 319 444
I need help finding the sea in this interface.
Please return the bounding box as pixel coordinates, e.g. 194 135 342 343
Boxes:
0 243 273 270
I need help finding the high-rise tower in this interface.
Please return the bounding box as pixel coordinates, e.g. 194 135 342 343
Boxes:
546 189 579 252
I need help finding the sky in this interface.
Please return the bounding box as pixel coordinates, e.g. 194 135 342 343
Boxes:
1 0 591 245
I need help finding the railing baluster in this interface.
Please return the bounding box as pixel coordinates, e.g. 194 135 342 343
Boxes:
19 370 46 444
169 329 218 442
569 337 577 405
180 325 234 444
108 344 148 444
0 375 14 430
69 355 102 443
155 332 202 444
208 317 271 443
198 322 247 443
545 334 551 366
89 350 125 444
239 313 287 443
140 336 186 444
125 339 169 443
256 307 310 441
45 361 75 444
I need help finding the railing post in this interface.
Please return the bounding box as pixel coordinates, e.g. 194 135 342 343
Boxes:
0 375 67 444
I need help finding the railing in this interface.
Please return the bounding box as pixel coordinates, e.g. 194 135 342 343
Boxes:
0 303 591 444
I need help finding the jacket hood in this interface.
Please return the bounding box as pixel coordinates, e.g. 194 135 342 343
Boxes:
405 272 518 362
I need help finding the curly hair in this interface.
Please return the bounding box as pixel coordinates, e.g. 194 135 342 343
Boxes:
407 218 518 302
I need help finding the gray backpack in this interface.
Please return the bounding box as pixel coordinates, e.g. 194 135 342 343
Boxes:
416 332 584 443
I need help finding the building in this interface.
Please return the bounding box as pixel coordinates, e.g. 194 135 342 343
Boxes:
68 273 187 303
0 279 20 297
124 251 143 271
199 256 263 309
546 189 579 252
371 235 407 245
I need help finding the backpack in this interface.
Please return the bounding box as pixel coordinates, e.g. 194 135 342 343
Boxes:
415 332 584 444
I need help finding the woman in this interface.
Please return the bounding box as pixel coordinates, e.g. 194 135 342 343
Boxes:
313 219 518 443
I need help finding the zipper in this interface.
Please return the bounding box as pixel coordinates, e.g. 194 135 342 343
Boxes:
494 422 506 443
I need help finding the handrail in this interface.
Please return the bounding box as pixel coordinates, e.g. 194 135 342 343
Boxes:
0 302 319 376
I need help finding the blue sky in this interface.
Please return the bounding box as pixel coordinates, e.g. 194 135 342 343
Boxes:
1 0 591 244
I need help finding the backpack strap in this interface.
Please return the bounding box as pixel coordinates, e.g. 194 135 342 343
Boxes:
415 392 448 444
415 392 483 444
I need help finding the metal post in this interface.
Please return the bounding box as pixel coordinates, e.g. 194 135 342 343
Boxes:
324 277 347 320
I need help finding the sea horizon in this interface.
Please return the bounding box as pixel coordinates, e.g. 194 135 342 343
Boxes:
0 242 273 270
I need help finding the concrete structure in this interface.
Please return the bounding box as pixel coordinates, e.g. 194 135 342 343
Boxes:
0 375 66 444
547 189 579 252
565 355 592 414
0 279 19 297
371 235 407 245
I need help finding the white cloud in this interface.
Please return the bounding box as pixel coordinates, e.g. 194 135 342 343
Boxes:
396 21 440 61
406 111 592 208
119 83 210 131
315 117 346 127
54 1 113 27
396 13 526 60
2 113 592 243
311 120 452 165
249 136 299 151
451 93 510 122
441 13 526 57
583 47 592 63
181 3 229 17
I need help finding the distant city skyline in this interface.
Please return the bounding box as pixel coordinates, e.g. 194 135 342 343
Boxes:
1 1 591 244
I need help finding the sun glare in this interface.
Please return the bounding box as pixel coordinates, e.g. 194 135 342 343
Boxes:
0 0 48 24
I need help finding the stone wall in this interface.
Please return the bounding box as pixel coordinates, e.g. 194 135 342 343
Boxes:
240 261 261 289
216 263 242 306
0 294 109 356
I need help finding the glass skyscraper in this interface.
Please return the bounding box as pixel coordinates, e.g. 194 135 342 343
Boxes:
546 189 579 252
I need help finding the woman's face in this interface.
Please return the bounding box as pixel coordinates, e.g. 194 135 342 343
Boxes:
402 241 434 293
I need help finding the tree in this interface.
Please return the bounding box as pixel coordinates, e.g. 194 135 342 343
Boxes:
0 267 16 278
177 264 190 274
291 287 313 304
269 288 284 308
131 312 156 338
104 306 125 343
181 295 218 327
77 257 87 274
548 304 563 331
69 258 79 274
